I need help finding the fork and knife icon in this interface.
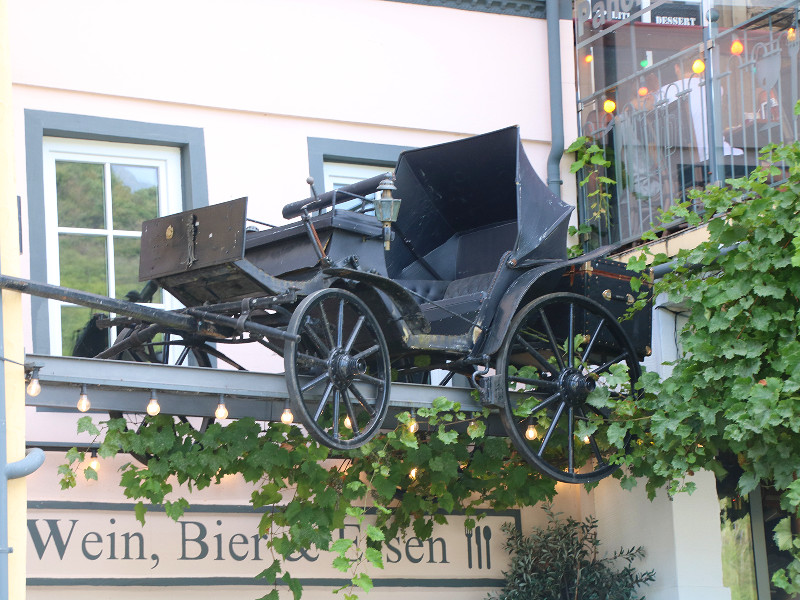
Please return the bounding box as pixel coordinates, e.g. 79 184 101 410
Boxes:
465 525 492 569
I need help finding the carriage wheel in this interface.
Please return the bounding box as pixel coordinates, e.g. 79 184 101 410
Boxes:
497 293 640 483
285 288 391 451
107 327 217 464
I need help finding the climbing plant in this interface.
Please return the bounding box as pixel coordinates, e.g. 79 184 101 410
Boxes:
62 399 560 600
617 129 800 591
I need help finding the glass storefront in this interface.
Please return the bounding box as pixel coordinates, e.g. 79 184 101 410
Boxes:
574 0 800 246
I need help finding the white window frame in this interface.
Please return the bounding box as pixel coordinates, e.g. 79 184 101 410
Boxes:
42 138 183 355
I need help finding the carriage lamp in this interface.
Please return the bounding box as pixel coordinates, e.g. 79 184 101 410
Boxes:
215 395 229 420
374 177 402 251
26 367 41 397
146 390 161 416
77 385 91 412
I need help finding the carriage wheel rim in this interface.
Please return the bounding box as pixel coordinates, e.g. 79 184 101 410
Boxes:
285 288 391 451
498 292 640 484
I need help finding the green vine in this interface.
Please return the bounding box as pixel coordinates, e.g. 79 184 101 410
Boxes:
62 398 559 600
620 134 800 590
567 136 615 257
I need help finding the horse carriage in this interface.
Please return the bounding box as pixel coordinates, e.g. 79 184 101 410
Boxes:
3 126 652 483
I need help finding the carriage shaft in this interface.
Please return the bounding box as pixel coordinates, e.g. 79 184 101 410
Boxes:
0 274 226 338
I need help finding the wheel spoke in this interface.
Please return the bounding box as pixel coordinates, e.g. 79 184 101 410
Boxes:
353 344 380 361
580 318 606 366
199 343 247 370
354 372 384 387
332 389 341 439
317 301 336 350
297 352 329 368
342 389 361 435
590 352 629 376
539 309 565 371
301 371 330 394
313 382 335 421
507 375 560 391
348 383 376 416
515 333 558 375
162 333 171 364
337 300 345 347
568 406 575 474
538 401 565 457
302 318 331 358
344 316 365 353
568 304 575 367
175 345 191 365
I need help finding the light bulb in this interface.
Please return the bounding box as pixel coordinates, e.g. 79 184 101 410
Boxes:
789 28 796 42
146 391 161 416
281 407 293 424
583 435 591 444
692 59 705 74
584 54 593 63
637 86 648 97
603 99 616 113
525 423 538 441
215 398 228 420
77 385 90 412
409 467 418 480
730 39 744 56
344 415 352 429
408 419 419 434
26 369 41 397
89 450 99 471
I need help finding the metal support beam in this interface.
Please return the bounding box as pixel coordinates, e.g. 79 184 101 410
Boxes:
25 354 486 420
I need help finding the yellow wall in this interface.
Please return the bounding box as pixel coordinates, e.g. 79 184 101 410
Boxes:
0 0 26 597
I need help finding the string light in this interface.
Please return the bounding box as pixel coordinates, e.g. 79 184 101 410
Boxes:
603 99 616 113
584 54 593 63
77 384 91 412
344 415 352 430
583 435 591 444
408 419 419 434
637 86 649 97
146 390 161 416
215 395 228 420
730 39 744 56
26 367 41 397
281 401 293 425
789 28 796 42
89 449 99 471
692 59 705 74
525 421 538 441
409 467 418 480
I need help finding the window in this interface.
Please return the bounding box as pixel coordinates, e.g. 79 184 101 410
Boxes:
323 161 394 213
42 138 182 354
25 110 208 355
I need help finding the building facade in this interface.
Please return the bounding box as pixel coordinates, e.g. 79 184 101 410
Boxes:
2 0 795 598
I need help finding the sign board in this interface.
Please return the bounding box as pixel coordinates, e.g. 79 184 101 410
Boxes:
27 501 519 589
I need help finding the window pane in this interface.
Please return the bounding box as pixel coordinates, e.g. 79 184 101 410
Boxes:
58 234 108 295
56 161 105 228
111 164 159 231
61 306 97 357
113 236 161 303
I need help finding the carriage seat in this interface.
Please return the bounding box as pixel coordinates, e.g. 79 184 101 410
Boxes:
394 279 451 302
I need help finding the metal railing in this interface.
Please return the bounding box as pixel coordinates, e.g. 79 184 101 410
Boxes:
576 2 800 246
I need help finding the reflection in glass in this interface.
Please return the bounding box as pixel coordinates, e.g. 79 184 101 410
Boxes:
56 161 105 228
111 164 159 231
58 234 107 295
61 306 96 357
720 495 758 600
114 236 160 302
